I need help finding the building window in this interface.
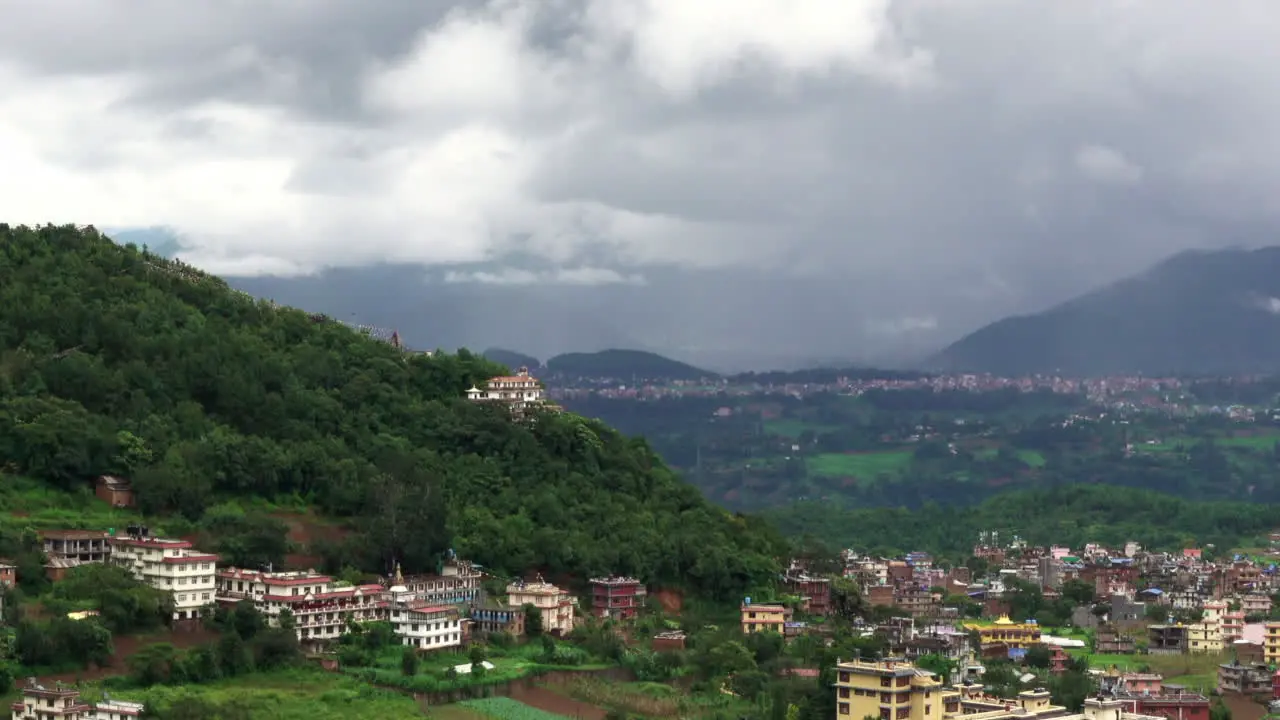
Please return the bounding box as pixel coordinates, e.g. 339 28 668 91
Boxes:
839 704 850 716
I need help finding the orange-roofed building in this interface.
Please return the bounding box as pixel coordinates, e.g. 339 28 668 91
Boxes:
467 367 549 414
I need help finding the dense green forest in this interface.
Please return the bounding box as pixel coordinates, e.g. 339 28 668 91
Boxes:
0 224 782 598
762 484 1278 562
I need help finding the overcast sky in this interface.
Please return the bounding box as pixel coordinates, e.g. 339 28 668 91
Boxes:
4 1 1280 367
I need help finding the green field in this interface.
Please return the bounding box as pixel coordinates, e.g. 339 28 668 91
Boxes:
428 706 491 720
973 448 1047 467
460 697 568 720
1067 648 1226 692
117 669 425 719
763 419 840 438
806 451 912 479
1135 431 1280 454
1216 433 1280 449
0 475 147 534
345 644 612 694
556 677 750 719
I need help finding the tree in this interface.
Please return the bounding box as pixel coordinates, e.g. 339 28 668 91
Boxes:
524 603 544 636
1024 644 1051 669
1060 579 1096 606
401 646 419 676
829 577 868 622
1210 699 1232 720
915 653 957 679
231 603 265 640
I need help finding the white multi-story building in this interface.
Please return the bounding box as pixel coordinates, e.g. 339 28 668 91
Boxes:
390 559 483 606
216 568 386 649
467 367 545 412
109 535 218 621
387 594 463 651
507 577 577 636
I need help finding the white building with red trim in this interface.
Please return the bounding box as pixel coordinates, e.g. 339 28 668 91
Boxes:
215 568 386 648
108 535 218 621
387 595 463 651
467 367 546 412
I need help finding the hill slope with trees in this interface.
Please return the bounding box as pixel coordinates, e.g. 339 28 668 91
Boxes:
545 349 716 381
0 224 782 598
933 247 1280 375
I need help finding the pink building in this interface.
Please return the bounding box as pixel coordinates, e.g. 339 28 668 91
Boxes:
590 576 646 620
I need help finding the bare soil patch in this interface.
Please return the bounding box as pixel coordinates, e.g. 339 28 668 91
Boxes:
508 684 606 720
1222 694 1265 720
270 512 351 570
652 588 683 614
41 625 220 683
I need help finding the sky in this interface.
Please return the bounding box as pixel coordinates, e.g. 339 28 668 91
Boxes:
4 1 1280 369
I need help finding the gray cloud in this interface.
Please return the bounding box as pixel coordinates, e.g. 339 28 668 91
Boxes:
6 0 1280 367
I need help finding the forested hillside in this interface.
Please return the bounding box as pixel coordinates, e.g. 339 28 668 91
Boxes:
0 224 782 598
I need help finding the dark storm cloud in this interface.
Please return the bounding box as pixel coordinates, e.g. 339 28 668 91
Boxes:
7 0 1280 367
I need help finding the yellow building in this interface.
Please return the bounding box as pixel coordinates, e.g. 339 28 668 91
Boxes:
1185 622 1222 653
833 659 1071 720
507 578 577 636
963 616 1041 650
1187 601 1227 653
1265 622 1280 664
834 658 956 720
741 602 791 634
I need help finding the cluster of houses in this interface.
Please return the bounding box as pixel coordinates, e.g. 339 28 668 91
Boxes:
824 610 1263 717
799 534 1280 713
833 656 1225 720
841 536 1280 655
28 522 650 655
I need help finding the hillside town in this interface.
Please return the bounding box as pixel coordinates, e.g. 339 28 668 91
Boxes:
22 510 1280 719
8 364 1280 718
810 532 1280 720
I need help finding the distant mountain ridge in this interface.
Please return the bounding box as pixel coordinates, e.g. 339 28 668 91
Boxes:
545 349 716 381
481 348 541 371
933 246 1280 376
